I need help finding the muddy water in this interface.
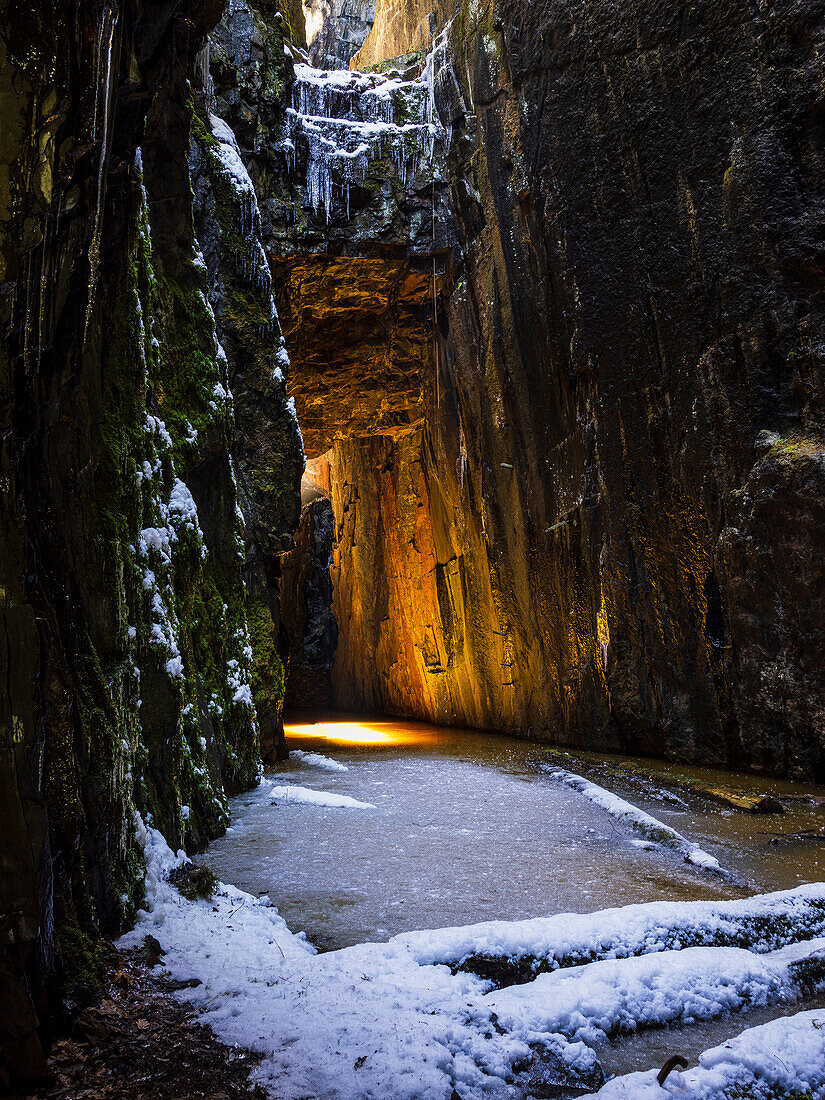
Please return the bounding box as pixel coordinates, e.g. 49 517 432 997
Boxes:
204 715 825 949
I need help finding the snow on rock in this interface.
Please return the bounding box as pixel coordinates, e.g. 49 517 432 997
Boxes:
585 1008 825 1098
226 656 254 709
286 61 441 222
168 477 206 556
209 113 276 300
290 749 349 772
482 937 825 1047
269 784 374 809
392 883 825 971
546 768 723 872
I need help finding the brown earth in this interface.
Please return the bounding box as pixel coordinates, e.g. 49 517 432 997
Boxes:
19 946 264 1100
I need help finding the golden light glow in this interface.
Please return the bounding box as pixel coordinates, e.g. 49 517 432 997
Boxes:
285 720 439 747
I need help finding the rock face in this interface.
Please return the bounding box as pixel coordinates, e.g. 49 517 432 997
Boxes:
306 0 376 70
0 0 302 1081
281 497 338 706
288 0 825 780
4 0 825 1081
274 255 431 456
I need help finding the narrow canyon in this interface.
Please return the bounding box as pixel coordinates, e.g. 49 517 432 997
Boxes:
2 0 825 1094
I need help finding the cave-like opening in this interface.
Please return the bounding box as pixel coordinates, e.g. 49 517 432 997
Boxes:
275 252 436 722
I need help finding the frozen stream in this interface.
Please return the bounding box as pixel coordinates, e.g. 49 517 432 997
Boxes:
203 716 825 951
178 715 825 1093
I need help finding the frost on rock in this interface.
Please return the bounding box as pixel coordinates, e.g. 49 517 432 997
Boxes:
209 113 277 306
285 59 445 222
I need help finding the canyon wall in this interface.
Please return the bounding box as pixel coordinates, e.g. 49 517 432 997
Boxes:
305 0 375 69
305 0 825 780
4 0 825 1082
0 0 302 1082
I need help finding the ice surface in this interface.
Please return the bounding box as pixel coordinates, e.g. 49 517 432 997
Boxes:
121 815 825 1100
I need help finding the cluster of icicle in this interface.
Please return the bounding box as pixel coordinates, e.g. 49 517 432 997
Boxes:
283 50 446 222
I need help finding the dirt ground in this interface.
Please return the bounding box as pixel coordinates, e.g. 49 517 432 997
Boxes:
19 943 266 1100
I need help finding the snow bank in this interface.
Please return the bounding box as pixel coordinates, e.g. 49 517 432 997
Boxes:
392 883 825 972
546 768 722 871
123 816 312 964
120 817 571 1098
483 937 825 1047
269 784 375 809
586 1008 825 1098
120 818 825 1100
290 749 349 772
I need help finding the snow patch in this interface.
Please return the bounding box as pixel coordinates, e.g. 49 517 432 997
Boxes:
269 784 374 809
290 750 348 772
547 768 723 872
119 822 825 1100
586 1008 825 1098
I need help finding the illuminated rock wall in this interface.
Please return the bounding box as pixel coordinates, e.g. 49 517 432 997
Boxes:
301 0 825 779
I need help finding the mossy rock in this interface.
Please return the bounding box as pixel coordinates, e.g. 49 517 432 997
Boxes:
57 921 112 1009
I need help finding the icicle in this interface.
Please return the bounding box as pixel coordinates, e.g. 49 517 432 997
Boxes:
85 4 118 342
286 53 446 223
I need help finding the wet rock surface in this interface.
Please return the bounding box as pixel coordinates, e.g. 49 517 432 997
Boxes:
0 0 301 1079
306 0 376 70
281 498 338 707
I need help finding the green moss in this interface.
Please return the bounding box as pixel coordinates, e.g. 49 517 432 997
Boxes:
57 919 110 1007
247 594 285 714
169 863 218 901
768 435 824 464
188 94 220 149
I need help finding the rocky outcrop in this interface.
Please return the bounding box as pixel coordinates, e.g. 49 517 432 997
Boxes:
273 256 430 456
350 0 439 71
281 497 338 707
0 0 302 1082
4 0 825 1081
